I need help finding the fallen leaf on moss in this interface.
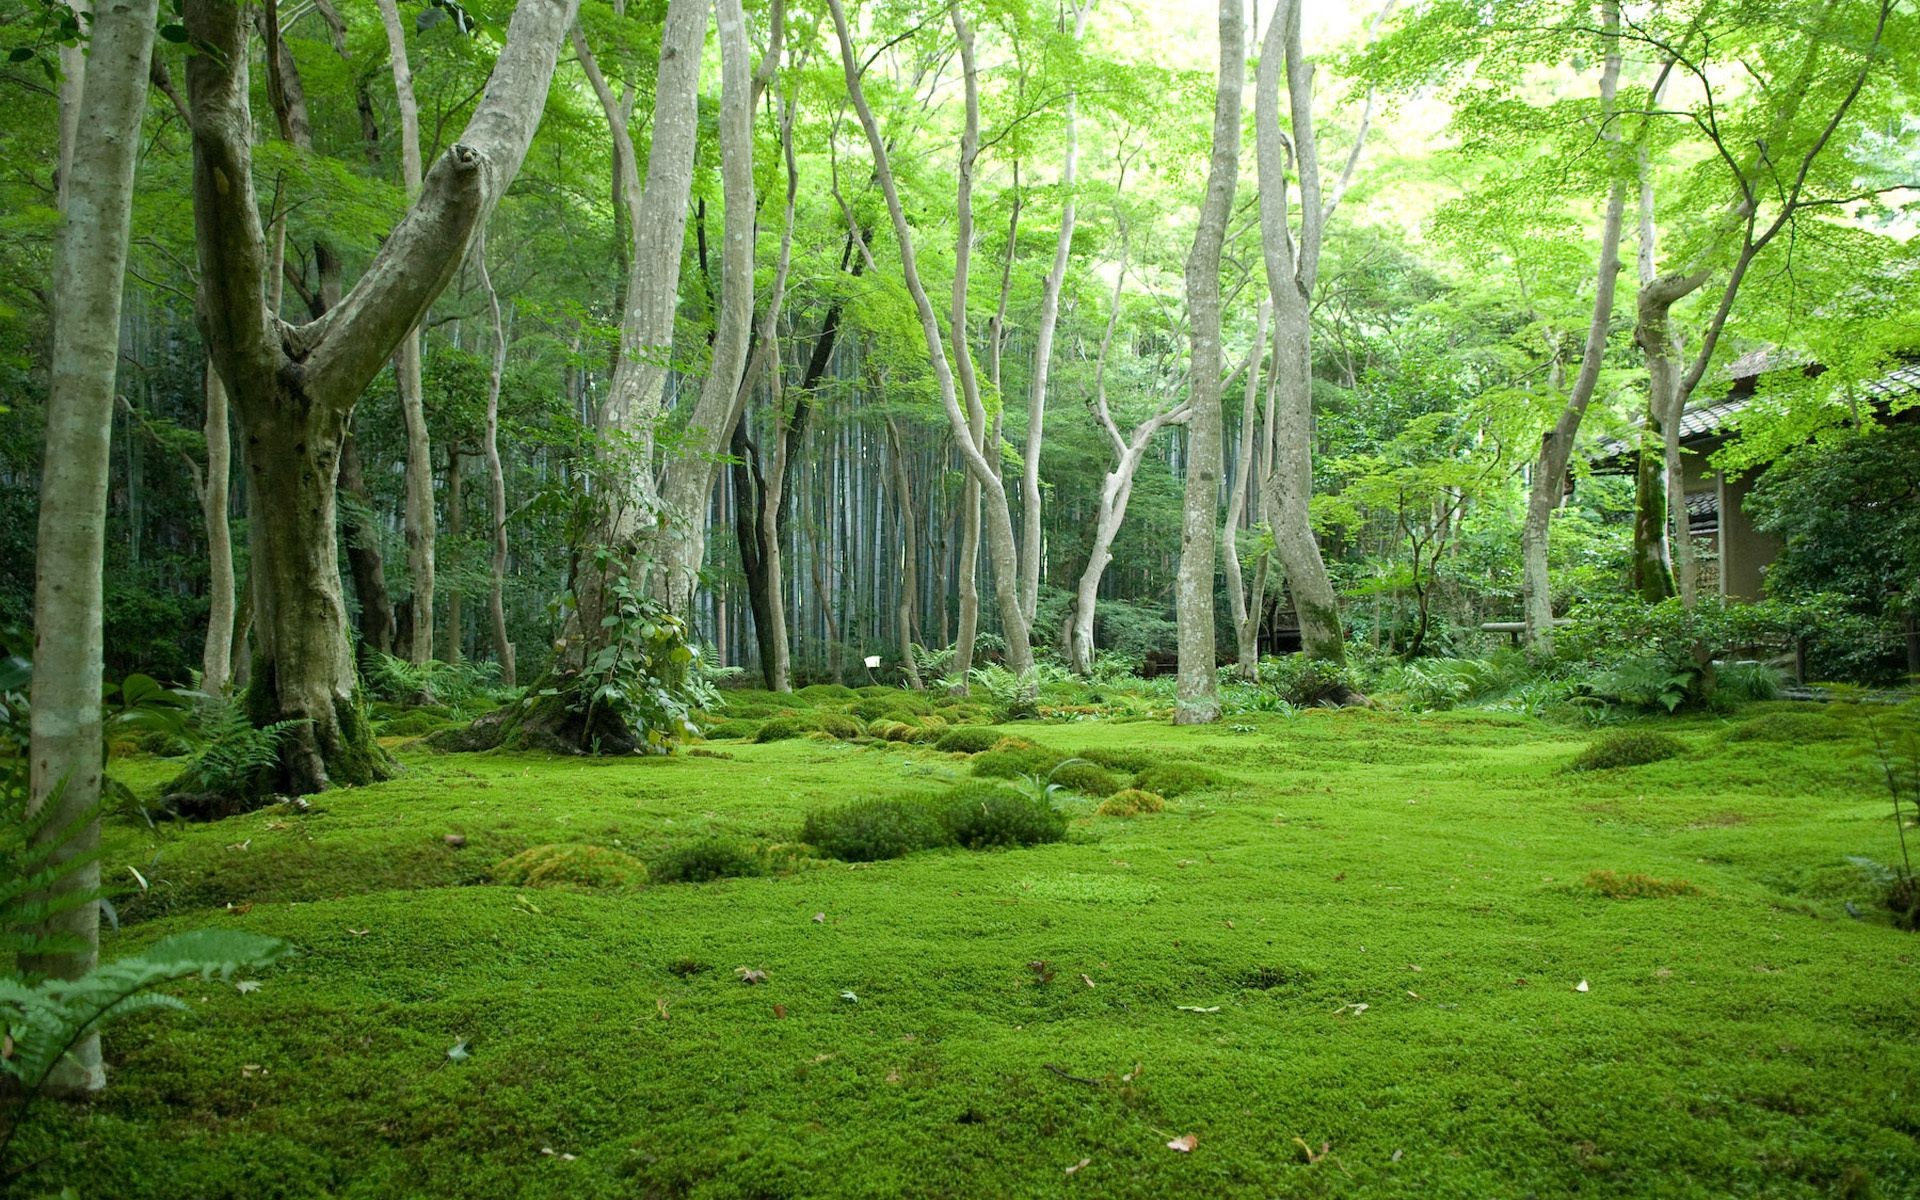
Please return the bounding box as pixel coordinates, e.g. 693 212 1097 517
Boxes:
736 967 768 985
1065 1157 1091 1174
1167 1134 1198 1153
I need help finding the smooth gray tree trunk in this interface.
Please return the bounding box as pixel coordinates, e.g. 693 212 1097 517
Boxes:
29 0 159 1094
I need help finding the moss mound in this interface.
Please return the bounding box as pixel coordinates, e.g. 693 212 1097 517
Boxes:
755 716 819 743
1097 788 1166 817
702 718 764 740
802 795 953 862
934 726 1004 754
850 693 935 722
1570 729 1687 772
940 783 1068 849
972 746 1066 779
1131 762 1234 797
1726 710 1851 744
797 684 857 703
814 713 866 740
492 843 649 890
1049 760 1127 797
1079 746 1156 774
653 838 768 883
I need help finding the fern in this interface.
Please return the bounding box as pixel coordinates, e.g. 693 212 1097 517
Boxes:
167 695 304 800
0 929 291 1160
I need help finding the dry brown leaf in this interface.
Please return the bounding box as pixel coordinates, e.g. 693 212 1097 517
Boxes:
1080 973 1096 989
1065 1157 1091 1174
1167 1134 1199 1153
773 1004 788 1019
655 997 670 1021
736 967 769 985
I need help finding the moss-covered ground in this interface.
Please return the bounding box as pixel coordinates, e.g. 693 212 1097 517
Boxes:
18 699 1920 1198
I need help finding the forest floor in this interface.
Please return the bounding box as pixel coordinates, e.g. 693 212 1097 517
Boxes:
16 697 1920 1198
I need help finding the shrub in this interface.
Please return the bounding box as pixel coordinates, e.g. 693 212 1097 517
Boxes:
754 716 818 743
972 746 1066 779
653 838 767 883
1261 654 1359 707
1049 761 1126 797
1584 869 1696 899
935 726 1003 754
1569 730 1687 772
703 718 764 740
939 783 1068 849
1715 661 1786 704
1097 788 1166 817
493 843 650 890
802 796 953 862
814 713 866 741
1132 762 1234 797
1078 746 1154 774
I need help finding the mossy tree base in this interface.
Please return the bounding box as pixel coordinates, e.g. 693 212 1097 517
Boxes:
430 679 641 756
244 670 394 796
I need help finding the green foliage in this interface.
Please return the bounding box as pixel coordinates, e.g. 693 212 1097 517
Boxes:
938 783 1068 850
560 560 718 753
801 796 953 863
1258 655 1359 708
933 726 1004 754
1096 788 1166 817
702 718 764 741
491 844 649 891
162 694 304 812
1131 762 1234 798
849 693 932 722
813 713 866 741
1569 730 1687 772
1862 714 1920 930
652 839 767 884
367 653 503 712
796 684 857 702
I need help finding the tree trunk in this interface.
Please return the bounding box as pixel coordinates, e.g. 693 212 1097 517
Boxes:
337 432 397 658
476 230 515 685
1175 0 1242 725
374 0 439 664
1255 0 1348 668
887 418 925 689
829 0 1033 682
1017 3 1090 627
185 0 578 790
28 0 158 1094
1519 1 1628 654
1224 303 1271 673
201 366 236 693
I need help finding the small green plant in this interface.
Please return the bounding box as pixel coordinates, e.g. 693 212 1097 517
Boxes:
1862 716 1920 929
939 783 1068 849
801 796 953 862
1096 788 1166 817
1568 730 1687 772
1131 761 1233 798
653 839 767 884
161 692 306 817
1583 870 1696 899
934 726 1003 754
492 844 650 890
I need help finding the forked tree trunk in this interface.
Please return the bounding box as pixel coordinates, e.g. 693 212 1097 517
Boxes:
185 0 578 791
1174 0 1243 725
28 0 159 1094
829 0 1033 683
1255 0 1351 668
